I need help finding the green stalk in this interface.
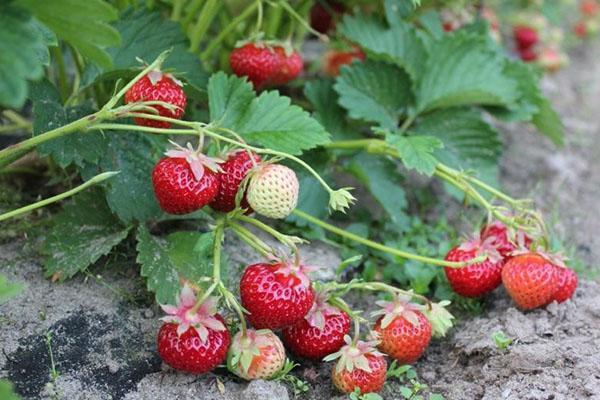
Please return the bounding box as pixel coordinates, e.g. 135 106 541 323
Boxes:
292 209 478 268
171 0 185 21
200 1 259 62
181 0 204 30
228 222 273 257
264 3 284 37
0 113 99 169
189 0 222 52
236 214 303 249
0 171 119 222
51 46 69 103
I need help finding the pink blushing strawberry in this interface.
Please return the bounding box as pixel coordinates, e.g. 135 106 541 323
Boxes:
227 329 286 380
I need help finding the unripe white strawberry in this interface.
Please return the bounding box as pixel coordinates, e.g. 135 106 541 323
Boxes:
247 164 299 219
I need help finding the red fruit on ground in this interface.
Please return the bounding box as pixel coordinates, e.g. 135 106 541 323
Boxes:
502 253 559 310
239 261 314 329
282 292 351 359
444 240 504 298
124 71 186 128
157 286 230 374
553 267 578 303
322 48 365 77
372 295 432 363
152 143 223 214
519 47 538 62
309 0 345 34
574 21 588 38
209 150 261 213
325 337 387 394
230 43 280 89
513 25 539 49
272 47 304 85
580 0 600 16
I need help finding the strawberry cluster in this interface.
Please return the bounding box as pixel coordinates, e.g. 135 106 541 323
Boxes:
443 221 578 310
573 0 600 39
155 258 451 396
229 43 303 89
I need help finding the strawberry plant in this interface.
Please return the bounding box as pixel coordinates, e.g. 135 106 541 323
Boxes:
0 0 586 398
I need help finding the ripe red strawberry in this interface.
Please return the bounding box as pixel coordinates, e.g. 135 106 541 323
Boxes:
157 285 230 374
282 292 351 359
502 253 559 310
575 20 589 38
246 164 299 219
325 336 387 394
124 70 186 128
209 150 261 213
519 47 538 62
227 329 285 380
230 43 280 89
513 25 539 49
272 47 304 85
444 237 504 298
152 143 222 214
309 0 345 34
322 48 365 77
581 0 599 16
240 261 314 330
372 295 432 364
480 221 533 259
552 266 578 303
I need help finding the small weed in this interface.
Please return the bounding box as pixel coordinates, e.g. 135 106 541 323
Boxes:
492 330 513 350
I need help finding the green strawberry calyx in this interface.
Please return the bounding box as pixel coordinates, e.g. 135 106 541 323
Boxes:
422 300 455 338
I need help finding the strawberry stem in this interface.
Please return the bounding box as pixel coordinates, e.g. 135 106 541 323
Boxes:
228 222 274 257
0 171 119 222
236 214 304 250
292 209 483 268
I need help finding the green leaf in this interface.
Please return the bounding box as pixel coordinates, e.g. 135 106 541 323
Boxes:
18 0 120 69
411 108 502 182
532 97 564 146
208 72 329 154
418 10 444 40
0 275 23 305
0 380 20 400
82 8 208 92
30 79 109 168
384 0 415 25
334 60 413 129
486 61 541 122
41 190 130 280
80 131 166 223
416 31 519 113
136 226 215 304
346 153 408 225
0 5 50 108
385 134 443 176
304 79 360 140
339 15 427 81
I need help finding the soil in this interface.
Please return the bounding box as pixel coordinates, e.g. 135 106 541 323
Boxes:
2 40 600 400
